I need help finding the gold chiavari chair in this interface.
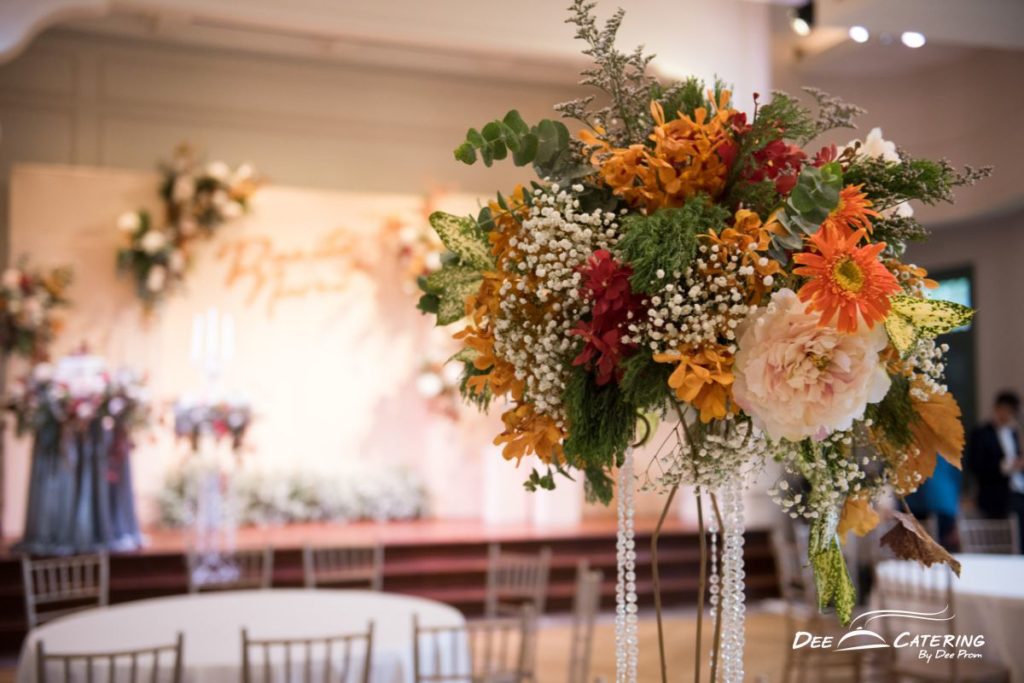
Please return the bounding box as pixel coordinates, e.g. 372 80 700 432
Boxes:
241 624 374 683
412 606 533 683
875 561 1008 682
22 554 110 629
302 544 384 590
35 633 183 683
484 544 550 618
567 561 602 683
185 547 273 593
773 525 863 683
958 516 1021 555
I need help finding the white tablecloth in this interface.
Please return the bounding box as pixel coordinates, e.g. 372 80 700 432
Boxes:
875 554 1024 681
16 590 466 683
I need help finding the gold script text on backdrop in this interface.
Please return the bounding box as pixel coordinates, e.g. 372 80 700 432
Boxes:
217 229 372 314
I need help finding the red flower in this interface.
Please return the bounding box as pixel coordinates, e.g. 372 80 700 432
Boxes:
813 144 838 167
570 250 643 385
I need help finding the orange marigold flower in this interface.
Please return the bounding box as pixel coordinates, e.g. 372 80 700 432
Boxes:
652 347 735 423
494 403 565 464
886 260 939 294
705 209 783 305
822 184 879 238
455 273 525 401
793 227 901 333
583 92 735 213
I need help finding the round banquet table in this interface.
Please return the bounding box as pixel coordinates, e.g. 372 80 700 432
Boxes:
875 554 1024 681
16 589 467 683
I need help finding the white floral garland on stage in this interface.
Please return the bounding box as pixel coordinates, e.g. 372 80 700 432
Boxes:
158 461 428 527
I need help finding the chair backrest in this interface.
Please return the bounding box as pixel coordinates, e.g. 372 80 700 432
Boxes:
412 607 533 683
22 554 110 629
36 633 183 683
567 561 602 683
241 624 374 683
874 561 958 679
186 547 273 593
771 525 816 609
302 545 384 591
959 516 1020 554
484 544 551 618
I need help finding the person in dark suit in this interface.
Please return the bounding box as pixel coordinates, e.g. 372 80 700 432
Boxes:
967 391 1023 551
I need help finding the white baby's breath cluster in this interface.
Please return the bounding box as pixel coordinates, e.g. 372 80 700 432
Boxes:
906 338 950 399
625 244 762 354
492 184 619 424
649 417 769 492
770 430 868 520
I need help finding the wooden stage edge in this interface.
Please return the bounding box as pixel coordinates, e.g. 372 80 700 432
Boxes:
5 516 718 558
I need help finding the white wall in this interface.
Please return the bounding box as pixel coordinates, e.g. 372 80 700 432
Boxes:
0 28 590 262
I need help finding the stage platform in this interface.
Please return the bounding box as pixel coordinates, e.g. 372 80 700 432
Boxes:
0 518 780 655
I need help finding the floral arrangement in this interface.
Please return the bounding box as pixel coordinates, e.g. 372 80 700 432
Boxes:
7 355 149 437
417 2 989 678
416 357 465 420
173 394 252 451
0 261 72 361
381 194 447 293
157 461 427 527
116 146 259 308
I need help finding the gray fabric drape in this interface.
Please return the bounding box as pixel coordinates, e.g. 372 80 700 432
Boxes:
17 418 142 555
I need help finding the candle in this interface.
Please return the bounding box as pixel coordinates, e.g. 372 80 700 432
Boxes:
221 313 235 363
205 307 219 370
191 314 203 365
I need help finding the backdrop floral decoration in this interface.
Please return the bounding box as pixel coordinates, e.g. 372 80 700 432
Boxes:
0 260 72 362
416 2 990 681
116 146 259 308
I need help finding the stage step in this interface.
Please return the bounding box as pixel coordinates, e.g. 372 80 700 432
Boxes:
0 522 779 656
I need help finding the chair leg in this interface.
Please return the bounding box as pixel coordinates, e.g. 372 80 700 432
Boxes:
780 647 795 683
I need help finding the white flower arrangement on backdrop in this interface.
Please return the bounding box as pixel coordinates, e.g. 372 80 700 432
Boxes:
116 146 259 309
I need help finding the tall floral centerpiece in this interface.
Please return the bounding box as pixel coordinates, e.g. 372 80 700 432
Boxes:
0 260 72 536
416 3 989 681
7 356 149 553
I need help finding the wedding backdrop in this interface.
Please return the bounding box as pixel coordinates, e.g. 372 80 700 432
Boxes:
3 163 590 534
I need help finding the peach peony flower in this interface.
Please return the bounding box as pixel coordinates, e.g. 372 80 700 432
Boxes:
732 289 890 442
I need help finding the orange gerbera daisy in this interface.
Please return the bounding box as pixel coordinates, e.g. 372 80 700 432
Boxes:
793 227 900 333
821 184 879 238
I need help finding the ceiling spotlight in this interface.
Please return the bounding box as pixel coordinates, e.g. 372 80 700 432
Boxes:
901 31 926 48
848 25 869 43
790 2 814 37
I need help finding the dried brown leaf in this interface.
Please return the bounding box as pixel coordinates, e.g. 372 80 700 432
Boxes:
879 510 961 576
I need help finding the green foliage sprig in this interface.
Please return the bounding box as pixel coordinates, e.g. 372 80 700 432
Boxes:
845 153 993 212
562 366 637 503
555 0 658 147
615 198 729 293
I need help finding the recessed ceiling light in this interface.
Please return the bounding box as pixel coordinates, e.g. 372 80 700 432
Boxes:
901 31 926 48
849 26 869 43
791 16 811 37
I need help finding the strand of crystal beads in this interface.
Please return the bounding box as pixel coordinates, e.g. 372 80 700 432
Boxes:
707 490 720 668
716 476 746 683
614 448 638 683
